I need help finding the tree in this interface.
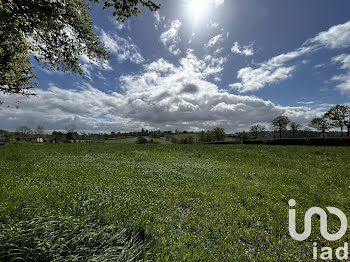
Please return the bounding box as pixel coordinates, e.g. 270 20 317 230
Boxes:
272 116 290 139
209 127 226 142
4 130 14 141
16 126 32 137
309 117 330 138
290 122 302 138
65 124 76 133
81 132 88 140
35 125 45 135
98 0 160 22
324 105 348 137
344 105 350 136
52 131 66 142
303 127 313 138
65 124 77 140
249 124 265 139
0 0 160 99
237 131 247 143
66 131 79 141
199 131 206 143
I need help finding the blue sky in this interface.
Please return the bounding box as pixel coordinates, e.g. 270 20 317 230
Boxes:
1 0 350 133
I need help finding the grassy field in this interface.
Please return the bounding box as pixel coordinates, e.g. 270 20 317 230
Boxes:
1 144 350 261
105 136 173 144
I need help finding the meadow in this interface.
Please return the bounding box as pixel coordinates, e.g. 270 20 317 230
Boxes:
1 143 350 261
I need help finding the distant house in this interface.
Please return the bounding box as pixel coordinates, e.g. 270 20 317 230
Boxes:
0 130 5 141
29 137 44 143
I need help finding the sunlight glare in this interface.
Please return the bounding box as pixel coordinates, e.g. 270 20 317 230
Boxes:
187 0 211 24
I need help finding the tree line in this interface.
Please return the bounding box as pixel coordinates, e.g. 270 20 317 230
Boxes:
3 105 349 143
249 104 350 139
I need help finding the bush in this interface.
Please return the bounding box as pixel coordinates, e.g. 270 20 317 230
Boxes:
266 138 308 146
171 136 178 144
243 140 265 145
244 137 350 146
136 136 147 144
307 137 350 146
203 141 239 145
175 135 196 144
150 139 160 144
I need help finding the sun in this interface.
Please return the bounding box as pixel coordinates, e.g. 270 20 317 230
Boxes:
187 0 211 24
190 0 208 16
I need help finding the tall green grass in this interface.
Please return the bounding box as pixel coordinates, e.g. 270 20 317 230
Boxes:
1 144 350 261
0 215 148 261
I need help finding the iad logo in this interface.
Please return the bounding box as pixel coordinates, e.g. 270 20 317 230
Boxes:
288 199 349 260
288 199 347 241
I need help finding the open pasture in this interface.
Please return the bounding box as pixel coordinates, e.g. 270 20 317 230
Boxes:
1 144 350 261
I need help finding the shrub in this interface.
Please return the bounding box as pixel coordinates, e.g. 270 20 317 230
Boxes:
266 138 308 146
176 135 196 144
203 141 238 145
243 140 265 145
171 136 178 144
250 137 350 146
307 137 350 146
136 136 147 144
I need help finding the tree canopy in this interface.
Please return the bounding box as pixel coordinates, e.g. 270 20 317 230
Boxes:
289 122 302 137
325 105 348 136
309 117 330 138
272 116 290 139
325 104 348 136
0 0 160 99
249 124 265 139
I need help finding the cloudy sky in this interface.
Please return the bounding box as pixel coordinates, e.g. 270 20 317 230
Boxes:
1 0 350 133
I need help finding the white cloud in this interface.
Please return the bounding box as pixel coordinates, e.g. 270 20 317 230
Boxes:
100 29 144 64
207 34 224 48
208 21 220 29
314 63 326 69
0 52 323 133
232 20 350 93
231 46 315 92
331 54 350 94
154 11 165 30
95 71 107 81
307 21 350 49
230 66 295 92
202 54 227 77
212 0 224 7
214 47 224 55
297 101 315 105
79 54 112 81
231 42 254 56
266 46 314 66
108 17 130 31
160 20 182 55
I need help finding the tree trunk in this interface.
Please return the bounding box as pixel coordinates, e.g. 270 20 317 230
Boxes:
322 131 325 138
279 129 282 139
340 125 343 137
347 126 350 137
